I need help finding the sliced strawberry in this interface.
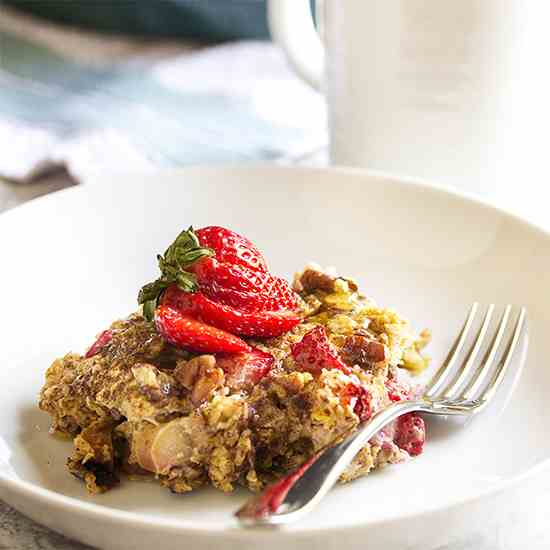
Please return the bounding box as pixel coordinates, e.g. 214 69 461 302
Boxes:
85 329 113 358
195 226 268 273
341 382 372 421
291 326 351 375
193 258 270 293
202 277 298 313
394 413 425 456
154 304 251 354
202 284 269 312
162 287 301 338
193 259 298 310
216 348 275 390
139 225 300 330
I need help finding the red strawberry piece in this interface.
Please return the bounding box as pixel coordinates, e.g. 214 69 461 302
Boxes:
193 258 271 293
85 329 113 358
202 277 298 313
265 276 299 309
394 413 425 456
216 347 275 390
291 325 351 375
154 304 251 354
162 286 301 338
195 226 268 273
385 378 411 403
193 259 299 311
236 452 321 519
341 383 372 421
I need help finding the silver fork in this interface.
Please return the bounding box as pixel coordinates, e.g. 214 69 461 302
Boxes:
236 303 527 525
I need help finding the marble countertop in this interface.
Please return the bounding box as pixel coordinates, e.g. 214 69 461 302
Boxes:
1 171 549 550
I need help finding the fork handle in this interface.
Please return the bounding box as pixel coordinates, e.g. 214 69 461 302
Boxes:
237 400 433 524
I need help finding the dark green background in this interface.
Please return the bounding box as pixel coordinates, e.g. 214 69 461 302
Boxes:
2 0 271 42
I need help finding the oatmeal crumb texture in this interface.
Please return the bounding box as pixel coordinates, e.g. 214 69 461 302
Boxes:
39 264 430 495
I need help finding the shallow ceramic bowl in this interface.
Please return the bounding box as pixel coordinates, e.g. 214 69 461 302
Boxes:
0 166 548 550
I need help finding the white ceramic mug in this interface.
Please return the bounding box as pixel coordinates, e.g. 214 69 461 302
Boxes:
268 1 550 194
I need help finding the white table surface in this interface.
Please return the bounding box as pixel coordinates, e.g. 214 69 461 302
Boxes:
1 167 549 550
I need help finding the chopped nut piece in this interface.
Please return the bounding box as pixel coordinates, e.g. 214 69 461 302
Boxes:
299 267 338 293
174 355 224 406
341 335 387 368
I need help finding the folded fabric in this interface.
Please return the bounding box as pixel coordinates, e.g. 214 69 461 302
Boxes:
0 19 326 182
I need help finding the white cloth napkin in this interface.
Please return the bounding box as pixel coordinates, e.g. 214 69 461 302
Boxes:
0 9 326 182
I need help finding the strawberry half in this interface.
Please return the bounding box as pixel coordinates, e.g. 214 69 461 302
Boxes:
154 304 251 354
216 348 275 390
201 278 298 313
291 326 351 375
193 259 271 293
193 259 298 312
195 226 268 273
162 286 301 338
138 226 301 343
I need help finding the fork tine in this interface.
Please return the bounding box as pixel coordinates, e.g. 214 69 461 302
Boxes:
458 305 512 400
440 304 495 399
463 307 526 402
425 303 479 397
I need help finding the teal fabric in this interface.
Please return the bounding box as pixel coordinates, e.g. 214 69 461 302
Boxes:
2 1 270 42
0 29 323 176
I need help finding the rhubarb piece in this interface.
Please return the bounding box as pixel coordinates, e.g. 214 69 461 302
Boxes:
85 329 113 358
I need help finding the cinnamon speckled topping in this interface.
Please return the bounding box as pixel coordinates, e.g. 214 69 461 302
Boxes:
39 264 429 494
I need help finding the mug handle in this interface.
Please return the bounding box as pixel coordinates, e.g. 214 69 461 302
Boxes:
267 0 324 90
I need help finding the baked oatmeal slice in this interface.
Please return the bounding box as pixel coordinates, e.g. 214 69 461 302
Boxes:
39 263 428 495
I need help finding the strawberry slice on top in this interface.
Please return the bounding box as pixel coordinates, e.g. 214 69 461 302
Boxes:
193 259 298 312
162 286 301 338
194 226 268 273
155 305 251 354
201 281 297 313
138 225 302 353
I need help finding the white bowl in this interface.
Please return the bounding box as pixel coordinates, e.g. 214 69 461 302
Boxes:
0 166 548 550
